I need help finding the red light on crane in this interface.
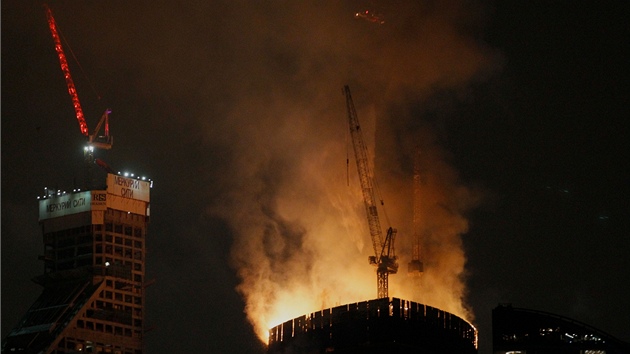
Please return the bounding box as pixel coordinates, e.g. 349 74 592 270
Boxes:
45 5 89 137
44 5 113 190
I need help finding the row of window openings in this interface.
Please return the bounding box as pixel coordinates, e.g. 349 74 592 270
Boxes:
101 290 143 305
94 300 142 318
53 247 143 262
98 245 143 260
74 320 141 338
58 337 141 354
105 223 143 238
100 258 143 283
98 234 144 247
46 257 142 272
49 256 142 270
108 209 146 223
46 225 93 240
53 234 144 250
47 262 143 283
103 279 144 295
46 223 144 243
51 258 96 270
101 258 142 272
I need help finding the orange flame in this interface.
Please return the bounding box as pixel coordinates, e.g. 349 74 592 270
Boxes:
216 131 477 344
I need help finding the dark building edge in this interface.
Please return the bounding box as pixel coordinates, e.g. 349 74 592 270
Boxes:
268 297 477 354
493 304 630 354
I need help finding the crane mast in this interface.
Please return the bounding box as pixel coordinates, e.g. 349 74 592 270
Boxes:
344 85 398 299
408 149 424 276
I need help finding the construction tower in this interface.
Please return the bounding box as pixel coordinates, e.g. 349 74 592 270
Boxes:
2 174 152 354
408 149 424 276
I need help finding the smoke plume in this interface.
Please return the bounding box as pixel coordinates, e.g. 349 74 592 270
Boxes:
201 0 497 342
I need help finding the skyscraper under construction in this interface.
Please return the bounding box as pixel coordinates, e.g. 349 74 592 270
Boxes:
268 297 477 354
2 173 151 354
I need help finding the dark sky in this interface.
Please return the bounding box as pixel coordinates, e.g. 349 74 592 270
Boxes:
2 1 629 354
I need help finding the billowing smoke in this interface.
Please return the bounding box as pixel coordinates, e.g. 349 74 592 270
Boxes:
200 0 497 342
390 127 482 322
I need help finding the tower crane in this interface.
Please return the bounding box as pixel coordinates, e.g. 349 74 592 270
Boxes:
344 85 398 299
45 5 112 188
408 149 424 276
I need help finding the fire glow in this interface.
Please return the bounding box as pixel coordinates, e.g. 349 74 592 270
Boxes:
212 123 477 345
200 1 495 346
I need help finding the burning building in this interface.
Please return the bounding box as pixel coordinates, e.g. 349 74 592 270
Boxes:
2 173 151 354
268 297 477 353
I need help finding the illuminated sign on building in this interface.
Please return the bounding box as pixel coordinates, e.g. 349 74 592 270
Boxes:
107 174 150 202
39 191 107 220
39 175 151 221
39 189 150 221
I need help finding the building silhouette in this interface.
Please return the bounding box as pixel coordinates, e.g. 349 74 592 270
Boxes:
268 297 477 354
493 304 630 354
2 173 151 354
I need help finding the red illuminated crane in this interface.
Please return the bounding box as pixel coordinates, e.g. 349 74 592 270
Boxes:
45 5 112 185
344 85 398 299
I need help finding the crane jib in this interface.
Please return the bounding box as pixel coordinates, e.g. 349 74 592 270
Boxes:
345 86 384 255
344 85 398 299
45 5 89 137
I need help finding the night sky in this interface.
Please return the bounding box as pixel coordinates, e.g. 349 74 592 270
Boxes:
2 2 629 354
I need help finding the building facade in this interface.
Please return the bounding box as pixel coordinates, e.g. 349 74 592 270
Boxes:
268 297 477 354
493 304 630 354
3 173 151 354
